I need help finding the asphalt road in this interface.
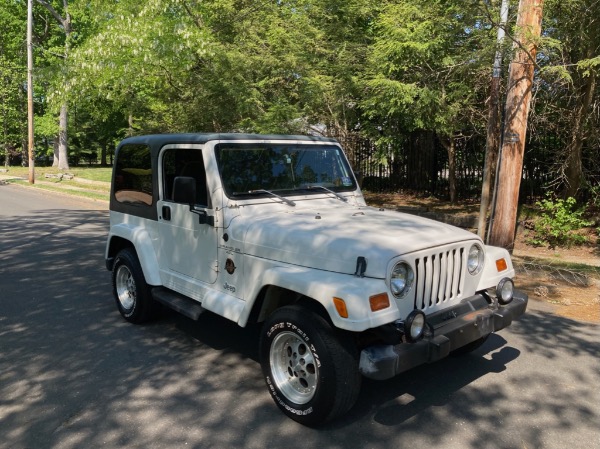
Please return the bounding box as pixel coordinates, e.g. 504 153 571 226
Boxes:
1 183 599 449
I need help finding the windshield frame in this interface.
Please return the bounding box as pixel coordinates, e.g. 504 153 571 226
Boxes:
215 142 358 200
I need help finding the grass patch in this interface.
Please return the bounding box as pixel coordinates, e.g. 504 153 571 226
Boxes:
2 165 112 183
7 178 109 202
40 178 111 193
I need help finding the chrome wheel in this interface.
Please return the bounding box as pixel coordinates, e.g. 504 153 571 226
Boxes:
269 331 318 404
115 264 136 312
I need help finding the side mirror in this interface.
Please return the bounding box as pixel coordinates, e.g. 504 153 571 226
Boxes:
173 176 196 205
193 208 215 226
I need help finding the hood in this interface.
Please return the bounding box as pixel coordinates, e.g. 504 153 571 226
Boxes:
240 206 479 278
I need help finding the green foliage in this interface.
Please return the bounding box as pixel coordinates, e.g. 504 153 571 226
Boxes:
0 1 26 164
0 0 598 212
587 184 600 214
530 0 600 195
528 195 593 248
577 55 600 77
359 0 492 147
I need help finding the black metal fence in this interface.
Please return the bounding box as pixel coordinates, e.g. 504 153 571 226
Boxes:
337 131 555 203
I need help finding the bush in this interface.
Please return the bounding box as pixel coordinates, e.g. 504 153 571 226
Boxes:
588 184 600 212
528 196 593 248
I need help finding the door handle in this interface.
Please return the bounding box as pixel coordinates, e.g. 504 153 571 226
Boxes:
162 205 171 221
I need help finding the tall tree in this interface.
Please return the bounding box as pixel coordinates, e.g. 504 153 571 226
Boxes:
478 0 510 239
36 0 71 170
360 0 493 201
546 0 599 197
489 0 544 250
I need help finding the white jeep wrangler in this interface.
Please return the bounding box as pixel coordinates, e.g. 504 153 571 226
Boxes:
105 133 527 426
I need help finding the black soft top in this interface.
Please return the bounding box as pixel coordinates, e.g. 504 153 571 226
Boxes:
117 133 338 160
111 133 339 220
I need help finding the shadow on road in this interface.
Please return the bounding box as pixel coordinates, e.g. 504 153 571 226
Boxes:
1 208 598 449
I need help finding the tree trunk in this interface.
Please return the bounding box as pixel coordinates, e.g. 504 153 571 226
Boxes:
57 104 69 170
478 0 509 240
441 136 457 203
478 76 502 238
2 95 8 168
127 113 133 137
100 142 108 166
52 139 59 167
21 140 27 167
27 0 35 184
562 69 596 198
37 0 71 171
488 0 544 250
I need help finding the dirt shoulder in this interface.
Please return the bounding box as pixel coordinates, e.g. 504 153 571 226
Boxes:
365 192 600 324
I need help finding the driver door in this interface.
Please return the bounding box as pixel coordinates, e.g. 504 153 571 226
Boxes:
158 146 218 286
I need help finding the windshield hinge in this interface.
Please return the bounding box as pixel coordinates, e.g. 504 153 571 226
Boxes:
354 256 367 277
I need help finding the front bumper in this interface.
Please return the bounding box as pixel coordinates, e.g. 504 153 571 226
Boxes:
359 290 528 380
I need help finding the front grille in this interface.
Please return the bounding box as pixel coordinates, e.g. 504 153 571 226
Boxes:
414 246 466 312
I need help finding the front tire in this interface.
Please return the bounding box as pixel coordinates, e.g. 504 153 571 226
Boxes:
259 305 361 426
112 248 155 323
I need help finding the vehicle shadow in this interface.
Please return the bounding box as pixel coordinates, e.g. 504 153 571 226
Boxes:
346 335 517 426
159 305 600 449
1 208 598 449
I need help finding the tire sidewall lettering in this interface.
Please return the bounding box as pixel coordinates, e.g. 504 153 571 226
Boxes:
266 375 314 416
265 321 322 417
268 321 317 360
260 306 358 425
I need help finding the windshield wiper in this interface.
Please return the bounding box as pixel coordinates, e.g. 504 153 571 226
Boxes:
237 189 296 206
302 185 348 202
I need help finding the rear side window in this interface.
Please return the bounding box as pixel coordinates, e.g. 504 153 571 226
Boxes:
114 144 153 206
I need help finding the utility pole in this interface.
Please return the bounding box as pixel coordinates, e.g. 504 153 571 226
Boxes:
488 0 544 250
27 0 35 184
477 0 509 240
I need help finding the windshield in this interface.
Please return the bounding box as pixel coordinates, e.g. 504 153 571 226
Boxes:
216 143 357 198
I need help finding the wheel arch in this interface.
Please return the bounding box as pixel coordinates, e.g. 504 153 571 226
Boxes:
106 225 162 285
246 285 333 327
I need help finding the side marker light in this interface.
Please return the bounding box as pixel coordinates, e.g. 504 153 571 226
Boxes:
333 297 348 318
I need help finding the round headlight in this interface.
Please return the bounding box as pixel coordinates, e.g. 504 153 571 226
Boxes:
496 278 514 304
467 244 484 275
391 262 414 298
404 310 426 342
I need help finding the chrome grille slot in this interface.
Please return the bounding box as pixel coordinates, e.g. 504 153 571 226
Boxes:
414 246 466 312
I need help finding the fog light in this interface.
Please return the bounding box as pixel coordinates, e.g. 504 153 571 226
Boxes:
404 310 426 342
496 278 514 305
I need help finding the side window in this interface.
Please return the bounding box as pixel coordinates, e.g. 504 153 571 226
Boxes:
162 148 210 207
114 144 153 206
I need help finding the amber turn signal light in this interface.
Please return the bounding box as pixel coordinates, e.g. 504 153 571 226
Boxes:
333 297 349 318
369 293 390 312
496 258 508 272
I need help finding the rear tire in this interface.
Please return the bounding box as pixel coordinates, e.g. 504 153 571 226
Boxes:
112 248 155 323
259 305 361 426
